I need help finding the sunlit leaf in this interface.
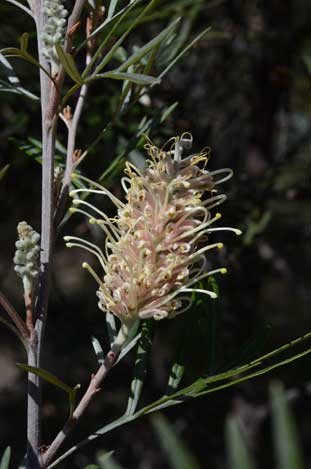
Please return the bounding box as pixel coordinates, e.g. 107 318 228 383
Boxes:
91 336 104 365
166 362 184 395
107 0 120 20
0 53 38 100
91 71 160 86
115 321 141 365
55 43 83 84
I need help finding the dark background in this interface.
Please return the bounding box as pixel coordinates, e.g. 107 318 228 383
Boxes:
0 0 311 467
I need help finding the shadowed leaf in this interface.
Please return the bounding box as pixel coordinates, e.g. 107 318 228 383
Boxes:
271 382 305 469
226 417 255 469
152 414 201 469
0 447 11 469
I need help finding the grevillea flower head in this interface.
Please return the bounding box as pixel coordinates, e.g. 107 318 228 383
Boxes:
42 0 68 75
14 221 40 295
65 134 241 326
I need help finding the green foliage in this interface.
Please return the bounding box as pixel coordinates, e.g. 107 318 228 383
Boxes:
88 382 306 469
55 43 83 84
226 383 306 469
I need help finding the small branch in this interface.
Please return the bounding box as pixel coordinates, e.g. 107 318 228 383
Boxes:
0 290 29 340
54 54 90 226
42 323 131 467
55 7 100 227
66 0 86 44
24 291 34 333
42 350 117 466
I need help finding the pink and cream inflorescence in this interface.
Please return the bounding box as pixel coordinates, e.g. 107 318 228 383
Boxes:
65 135 241 324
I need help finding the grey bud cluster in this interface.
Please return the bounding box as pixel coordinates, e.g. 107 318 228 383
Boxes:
41 0 68 75
14 222 40 283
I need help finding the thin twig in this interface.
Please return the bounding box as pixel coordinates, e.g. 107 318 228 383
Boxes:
54 52 90 226
0 290 29 339
42 343 121 467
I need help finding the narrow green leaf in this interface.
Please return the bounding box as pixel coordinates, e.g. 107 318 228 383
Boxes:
58 340 311 468
0 54 19 84
226 417 255 469
166 362 185 395
152 414 201 469
115 332 142 364
117 18 180 72
91 336 104 365
0 447 11 469
136 346 311 417
93 71 160 85
4 47 55 83
160 101 178 123
0 47 23 56
55 43 83 84
107 0 119 19
0 164 9 181
97 450 115 464
20 33 29 53
82 0 141 77
106 311 118 345
93 0 160 74
17 363 74 394
97 450 121 469
271 382 305 469
157 29 229 83
17 363 78 418
126 320 154 415
89 0 141 39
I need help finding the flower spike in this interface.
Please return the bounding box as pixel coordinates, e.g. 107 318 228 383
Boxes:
67 135 241 324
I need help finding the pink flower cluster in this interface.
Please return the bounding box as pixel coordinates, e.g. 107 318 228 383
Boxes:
66 135 241 324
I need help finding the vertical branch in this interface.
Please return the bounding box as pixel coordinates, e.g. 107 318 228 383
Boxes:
26 1 86 467
27 2 56 467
